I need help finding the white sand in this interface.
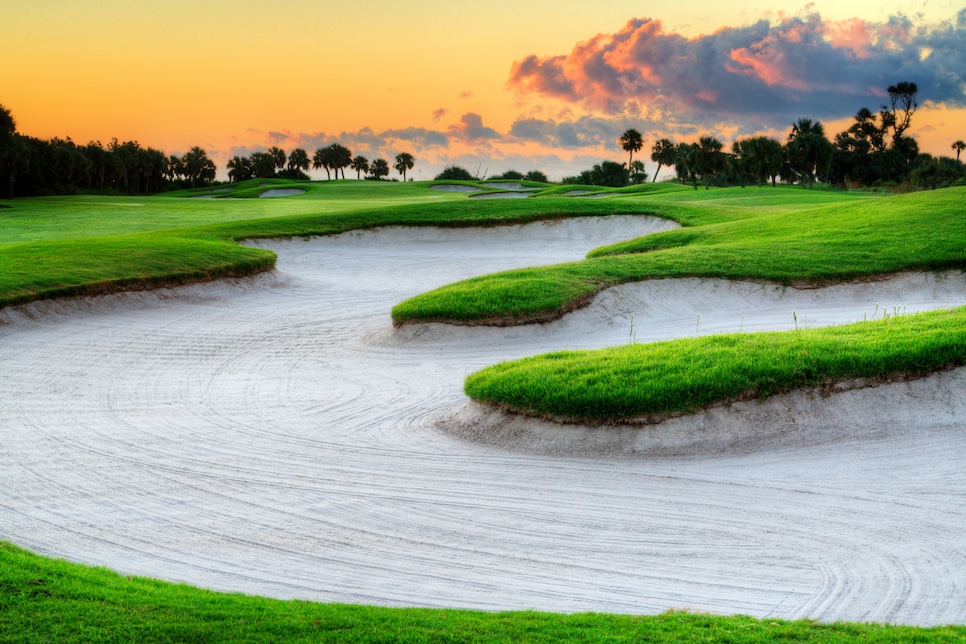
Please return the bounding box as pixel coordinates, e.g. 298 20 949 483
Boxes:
260 188 305 198
2 215 966 625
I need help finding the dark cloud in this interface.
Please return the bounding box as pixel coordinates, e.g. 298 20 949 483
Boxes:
508 10 966 127
432 108 448 122
509 115 625 148
449 113 501 141
381 127 449 148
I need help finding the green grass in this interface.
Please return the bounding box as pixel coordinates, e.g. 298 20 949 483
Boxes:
465 305 966 422
3 542 964 643
0 180 684 309
392 187 965 325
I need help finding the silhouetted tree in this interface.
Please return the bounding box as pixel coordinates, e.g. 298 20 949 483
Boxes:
952 140 965 163
328 144 352 179
695 136 726 189
287 148 310 178
350 155 369 179
182 147 215 187
434 166 473 180
394 152 414 182
268 146 286 172
650 138 676 183
881 82 918 145
227 156 253 182
0 104 20 197
250 152 276 179
674 142 699 189
524 170 548 182
590 160 629 187
629 160 647 184
787 119 834 188
313 147 332 180
733 136 783 187
369 158 389 180
619 128 643 173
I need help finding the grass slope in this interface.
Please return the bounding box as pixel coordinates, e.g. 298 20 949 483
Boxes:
392 187 965 325
0 180 684 309
465 306 966 422
3 542 964 643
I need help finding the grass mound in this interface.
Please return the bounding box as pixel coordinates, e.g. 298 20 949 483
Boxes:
3 542 962 643
393 187 966 326
465 306 966 422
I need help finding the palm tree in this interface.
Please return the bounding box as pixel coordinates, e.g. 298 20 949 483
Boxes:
287 148 310 176
393 152 415 182
628 160 647 184
350 156 369 179
313 147 332 180
695 136 726 189
952 140 965 163
227 156 252 182
268 146 287 172
370 158 389 179
734 136 783 187
326 144 352 179
181 147 215 188
787 118 834 188
674 142 699 189
619 128 643 171
250 152 277 179
649 138 676 183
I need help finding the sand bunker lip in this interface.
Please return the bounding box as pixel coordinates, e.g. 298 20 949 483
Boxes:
441 366 966 458
469 191 534 199
430 184 481 193
259 188 305 198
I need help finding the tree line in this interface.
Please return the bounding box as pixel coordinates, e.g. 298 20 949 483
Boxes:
582 82 964 191
226 146 415 183
0 103 417 198
0 104 219 198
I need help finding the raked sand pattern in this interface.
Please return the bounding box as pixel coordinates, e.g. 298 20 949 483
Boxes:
2 215 965 625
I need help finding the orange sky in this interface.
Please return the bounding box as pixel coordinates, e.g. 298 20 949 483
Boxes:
2 1 964 180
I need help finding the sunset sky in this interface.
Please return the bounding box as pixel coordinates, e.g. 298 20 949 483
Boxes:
3 0 964 181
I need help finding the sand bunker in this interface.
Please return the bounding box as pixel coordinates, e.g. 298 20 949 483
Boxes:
430 184 481 193
484 182 540 191
259 188 305 198
2 215 965 625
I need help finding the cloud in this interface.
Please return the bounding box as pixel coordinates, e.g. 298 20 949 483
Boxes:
459 90 473 99
449 113 501 141
432 108 448 122
507 9 966 128
509 115 642 149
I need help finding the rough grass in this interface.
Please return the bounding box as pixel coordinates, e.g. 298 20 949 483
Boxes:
465 305 966 421
393 187 965 325
3 542 963 643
